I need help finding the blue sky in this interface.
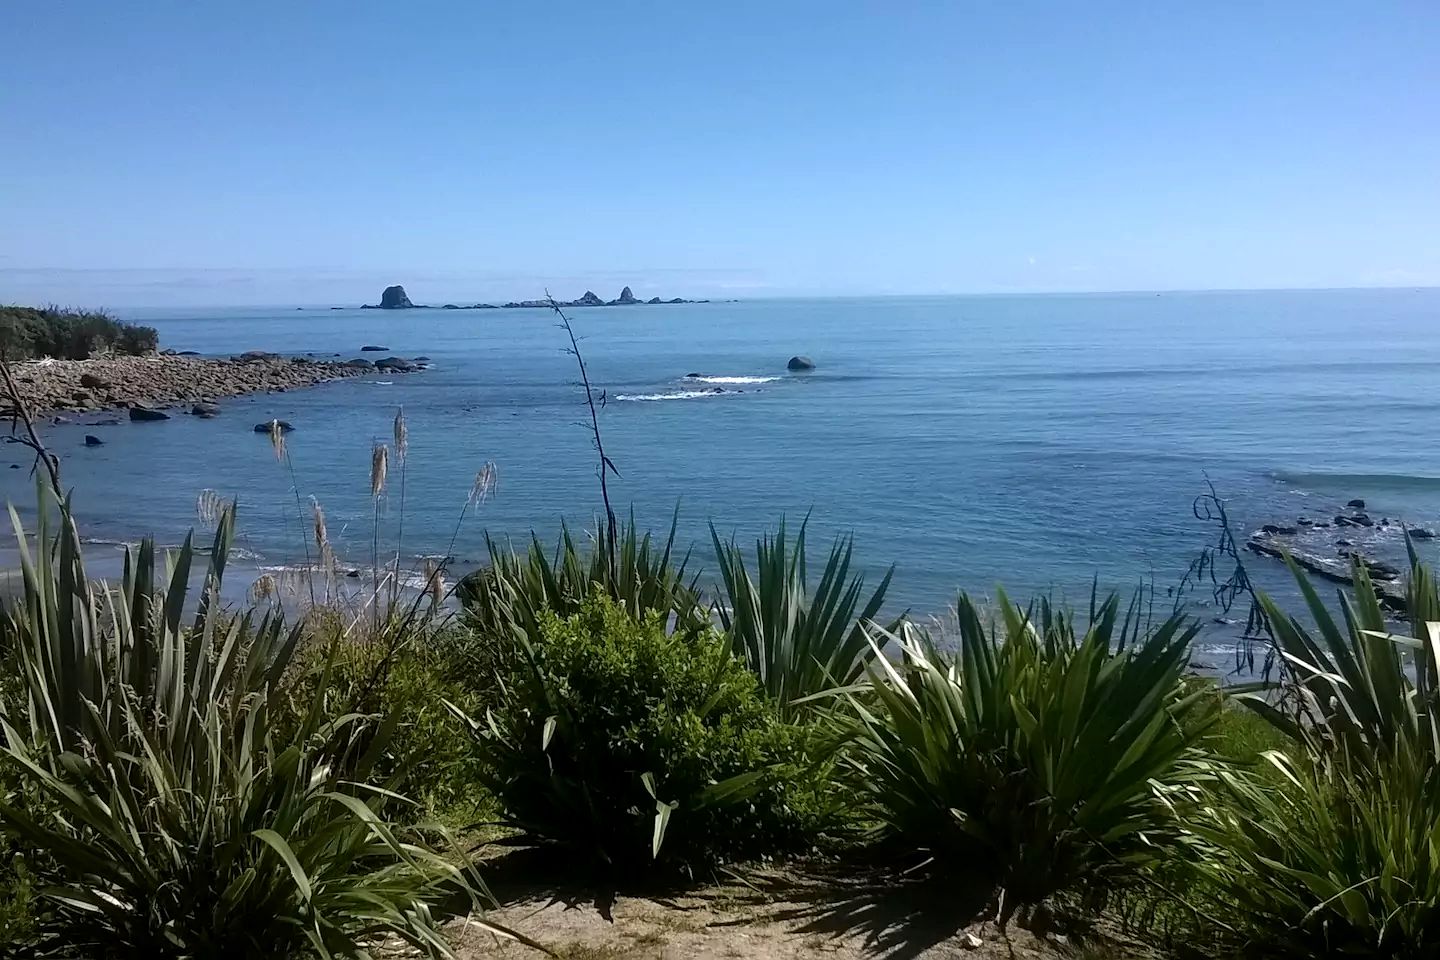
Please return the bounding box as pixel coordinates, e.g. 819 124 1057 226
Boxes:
3 2 1437 306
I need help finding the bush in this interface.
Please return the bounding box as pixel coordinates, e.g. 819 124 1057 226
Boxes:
0 495 507 958
451 594 831 873
1195 750 1440 958
1184 548 1440 957
0 304 158 360
293 614 492 827
839 591 1216 921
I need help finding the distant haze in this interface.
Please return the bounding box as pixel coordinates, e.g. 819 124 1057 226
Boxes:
3 2 1437 307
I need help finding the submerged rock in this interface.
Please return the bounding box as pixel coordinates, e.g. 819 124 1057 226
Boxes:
84 434 104 447
254 419 295 433
787 356 816 371
1347 498 1367 509
1412 528 1437 540
375 357 418 372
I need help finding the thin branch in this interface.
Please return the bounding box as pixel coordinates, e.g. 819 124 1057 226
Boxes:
547 291 619 573
0 352 63 500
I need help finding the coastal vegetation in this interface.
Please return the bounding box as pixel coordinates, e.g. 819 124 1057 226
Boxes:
0 305 158 361
0 312 1435 957
1 478 1437 957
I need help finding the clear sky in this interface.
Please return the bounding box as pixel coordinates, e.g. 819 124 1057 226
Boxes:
2 2 1437 306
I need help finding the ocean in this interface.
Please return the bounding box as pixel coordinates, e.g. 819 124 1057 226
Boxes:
4 288 1438 671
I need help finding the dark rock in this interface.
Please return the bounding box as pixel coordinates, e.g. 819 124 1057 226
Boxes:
192 402 220 418
379 285 414 309
343 358 373 368
9 464 18 469
648 296 664 304
79 372 108 389
52 416 71 425
1261 524 1298 535
84 435 104 447
1347 498 1366 509
178 350 201 356
443 304 459 309
1354 513 1374 527
374 357 419 373
254 420 295 433
128 407 170 422
1336 538 1354 547
1335 515 1358 527
576 291 604 306
787 356 816 371
413 356 432 362
86 418 121 426
360 345 389 352
1297 517 1314 526
685 372 704 378
1411 528 1437 540
161 348 178 356
238 351 276 362
668 297 686 304
615 286 637 305
346 569 361 579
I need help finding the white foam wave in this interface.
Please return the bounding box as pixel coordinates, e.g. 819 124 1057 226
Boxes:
682 375 779 385
616 389 736 402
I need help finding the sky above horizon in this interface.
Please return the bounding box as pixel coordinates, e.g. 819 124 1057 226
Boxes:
3 2 1438 307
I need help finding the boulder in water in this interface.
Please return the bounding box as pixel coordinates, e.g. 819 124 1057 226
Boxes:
1412 528 1437 540
361 345 389 352
192 402 220 418
254 419 295 433
787 356 816 371
84 434 104 447
129 406 170 422
375 357 419 372
1347 498 1366 509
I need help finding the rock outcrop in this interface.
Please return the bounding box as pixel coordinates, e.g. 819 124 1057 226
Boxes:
129 406 170 422
379 285 414 309
611 286 638 305
576 291 604 307
787 356 816 371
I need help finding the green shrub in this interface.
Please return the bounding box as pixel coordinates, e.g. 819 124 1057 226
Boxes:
712 517 897 719
1194 751 1440 958
294 615 492 827
0 304 158 360
451 594 830 873
0 493 510 958
839 591 1216 921
1185 548 1440 957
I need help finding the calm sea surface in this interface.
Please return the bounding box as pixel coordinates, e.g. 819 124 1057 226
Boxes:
5 289 1438 669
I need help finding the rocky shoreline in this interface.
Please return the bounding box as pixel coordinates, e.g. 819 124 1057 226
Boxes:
6 354 400 418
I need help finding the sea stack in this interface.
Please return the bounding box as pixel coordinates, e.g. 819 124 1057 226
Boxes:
379 285 414 309
616 286 638 304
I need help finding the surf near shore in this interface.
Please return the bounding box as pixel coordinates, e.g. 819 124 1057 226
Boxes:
5 353 414 418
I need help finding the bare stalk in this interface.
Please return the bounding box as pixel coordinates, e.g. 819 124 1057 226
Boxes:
0 353 63 500
547 292 619 573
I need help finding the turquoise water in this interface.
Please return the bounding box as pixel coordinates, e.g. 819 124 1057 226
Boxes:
4 289 1439 668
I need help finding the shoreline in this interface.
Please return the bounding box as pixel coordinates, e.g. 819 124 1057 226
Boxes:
6 353 410 418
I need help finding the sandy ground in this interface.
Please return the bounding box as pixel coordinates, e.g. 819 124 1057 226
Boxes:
443 853 1155 960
